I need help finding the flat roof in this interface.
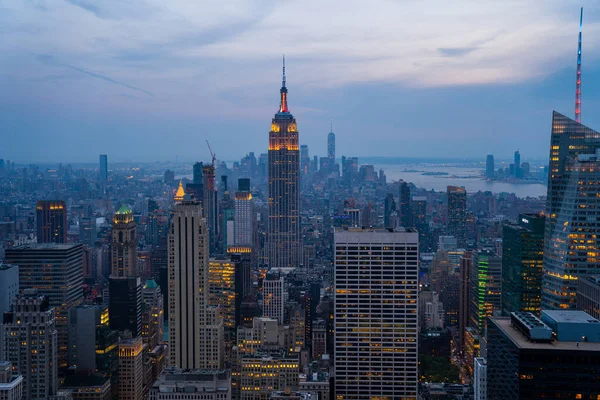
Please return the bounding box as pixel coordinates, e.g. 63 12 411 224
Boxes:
543 310 600 324
335 227 417 233
491 317 600 351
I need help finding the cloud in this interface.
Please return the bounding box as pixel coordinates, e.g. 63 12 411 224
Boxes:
438 47 478 57
65 0 106 19
35 53 155 97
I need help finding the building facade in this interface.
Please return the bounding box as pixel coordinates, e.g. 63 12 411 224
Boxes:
543 111 600 309
0 264 18 315
447 186 467 247
502 213 544 315
149 368 231 400
263 275 285 324
111 204 137 278
36 200 67 243
0 362 23 400
268 61 301 270
469 250 502 333
334 227 419 399
577 276 600 319
118 338 144 400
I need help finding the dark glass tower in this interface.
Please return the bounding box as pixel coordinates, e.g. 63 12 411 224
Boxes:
36 200 67 243
399 181 412 228
502 213 545 315
485 154 494 179
327 125 335 171
447 186 467 247
268 58 301 269
99 154 108 182
543 111 600 310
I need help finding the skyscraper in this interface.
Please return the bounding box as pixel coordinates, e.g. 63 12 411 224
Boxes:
447 186 467 247
193 162 203 184
5 244 83 369
168 195 223 369
469 249 502 334
399 181 412 228
268 57 301 270
1 291 58 400
111 204 137 277
78 217 97 246
334 227 419 399
383 193 396 228
234 178 253 247
36 200 67 243
485 154 494 179
327 123 335 169
542 111 600 310
300 145 310 176
513 150 522 178
118 337 144 400
0 263 18 315
502 213 545 315
99 154 108 182
202 164 218 255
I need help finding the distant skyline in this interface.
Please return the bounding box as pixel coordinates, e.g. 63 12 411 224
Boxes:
2 1 600 163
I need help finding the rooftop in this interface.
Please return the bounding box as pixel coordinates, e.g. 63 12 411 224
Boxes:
491 317 600 351
116 204 132 214
543 310 600 324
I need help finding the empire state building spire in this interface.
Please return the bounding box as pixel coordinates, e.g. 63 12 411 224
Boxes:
279 55 289 113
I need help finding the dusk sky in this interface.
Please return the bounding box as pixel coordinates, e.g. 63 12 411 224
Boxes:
2 0 600 164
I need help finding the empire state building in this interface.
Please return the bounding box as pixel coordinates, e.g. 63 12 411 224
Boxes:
268 57 301 269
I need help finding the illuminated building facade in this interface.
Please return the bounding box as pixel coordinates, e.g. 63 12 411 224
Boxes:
334 227 419 399
268 59 301 270
469 249 502 334
458 252 472 354
36 200 67 243
543 112 600 310
502 213 545 315
111 204 137 278
234 178 253 247
447 186 467 247
118 337 144 400
239 352 299 400
1 291 58 400
5 243 83 369
209 258 236 330
263 275 285 324
168 199 224 369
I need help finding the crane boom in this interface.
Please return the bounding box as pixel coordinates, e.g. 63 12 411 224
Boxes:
206 139 216 167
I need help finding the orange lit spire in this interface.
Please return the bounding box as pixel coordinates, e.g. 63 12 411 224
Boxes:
174 180 185 202
279 55 289 113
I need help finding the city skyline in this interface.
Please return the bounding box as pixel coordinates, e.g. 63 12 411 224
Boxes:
2 2 600 162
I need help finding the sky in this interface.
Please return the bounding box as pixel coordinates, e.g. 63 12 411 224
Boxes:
2 0 600 164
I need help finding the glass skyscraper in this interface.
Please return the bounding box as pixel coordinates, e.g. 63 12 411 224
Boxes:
267 60 301 270
447 186 467 247
543 111 600 310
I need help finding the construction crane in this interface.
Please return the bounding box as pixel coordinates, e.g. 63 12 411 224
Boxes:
206 139 216 167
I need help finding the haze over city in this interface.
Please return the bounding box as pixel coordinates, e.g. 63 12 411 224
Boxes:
2 0 600 162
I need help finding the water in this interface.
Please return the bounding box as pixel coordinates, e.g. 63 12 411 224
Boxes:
378 164 547 198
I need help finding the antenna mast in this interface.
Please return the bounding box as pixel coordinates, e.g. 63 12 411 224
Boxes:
575 7 583 123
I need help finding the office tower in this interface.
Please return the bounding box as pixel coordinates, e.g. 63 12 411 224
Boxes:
36 200 67 243
263 274 285 323
399 181 412 228
169 198 223 369
68 304 109 371
111 205 137 277
234 178 253 246
99 154 108 182
0 362 23 400
268 58 301 270
149 368 231 400
485 154 495 179
469 249 502 333
312 319 327 359
78 217 97 246
502 213 544 315
239 352 299 399
383 193 396 228
488 311 600 399
0 264 18 315
300 145 310 175
473 357 487 400
513 150 522 178
334 227 419 399
327 124 335 168
577 276 600 319
118 337 144 400
543 112 600 310
1 291 58 400
193 162 203 184
202 164 218 254
5 244 83 368
209 258 236 331
447 186 467 247
458 252 472 353
109 276 142 336
142 279 164 349
164 170 175 184
344 208 361 228
420 290 445 330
